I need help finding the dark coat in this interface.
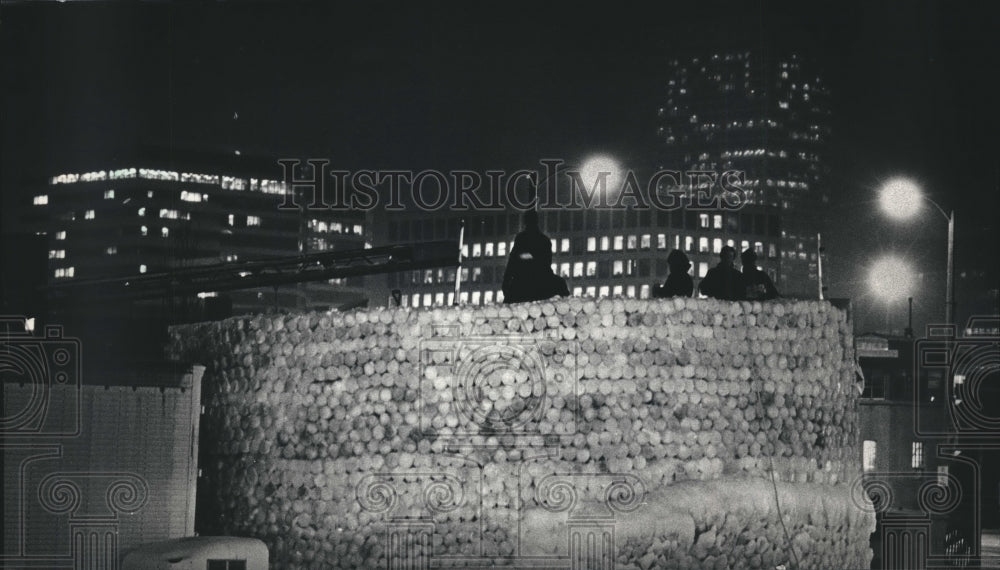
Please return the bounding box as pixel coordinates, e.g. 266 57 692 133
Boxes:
502 228 568 303
699 263 746 301
742 266 780 300
654 249 694 298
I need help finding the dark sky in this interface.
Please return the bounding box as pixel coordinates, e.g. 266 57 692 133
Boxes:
2 0 998 332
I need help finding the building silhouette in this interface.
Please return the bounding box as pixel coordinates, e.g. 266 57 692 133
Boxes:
21 150 369 321
657 50 830 298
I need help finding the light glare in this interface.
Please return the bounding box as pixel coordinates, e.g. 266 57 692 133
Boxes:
869 256 914 303
578 155 623 198
879 178 921 219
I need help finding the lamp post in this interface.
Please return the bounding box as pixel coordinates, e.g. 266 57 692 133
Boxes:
878 177 956 325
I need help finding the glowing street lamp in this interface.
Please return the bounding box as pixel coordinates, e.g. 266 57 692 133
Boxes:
868 255 915 304
878 177 956 324
578 154 624 199
530 154 624 208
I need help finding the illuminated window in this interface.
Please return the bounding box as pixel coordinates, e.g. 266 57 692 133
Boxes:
472 243 481 258
424 293 433 307
612 285 623 296
627 235 637 250
228 214 235 226
600 237 610 251
769 244 777 258
495 290 503 303
471 291 481 305
84 210 95 220
613 236 624 251
106 246 117 255
561 238 570 252
626 285 635 297
698 262 708 277
713 215 722 229
104 189 115 199
713 238 722 253
685 236 694 252
139 264 147 274
657 234 666 249
472 267 482 282
56 231 66 240
138 207 145 217
613 261 624 276
573 262 584 277
435 292 445 306
598 286 610 297
497 242 507 257
911 442 924 469
641 234 651 249
863 440 876 472
585 286 596 297
140 225 148 236
424 270 434 284
573 287 583 296
560 263 571 277
48 250 65 259
180 190 202 203
160 209 179 219
33 195 49 205
354 224 363 235
937 465 949 487
741 240 750 251
640 284 650 299
587 237 597 252
755 241 764 255
586 262 597 277
161 227 169 238
483 291 493 304
247 215 261 227
699 237 709 253
484 242 494 257
699 214 710 228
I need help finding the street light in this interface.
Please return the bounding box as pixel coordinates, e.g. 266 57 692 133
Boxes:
530 154 624 208
878 177 956 325
868 255 915 304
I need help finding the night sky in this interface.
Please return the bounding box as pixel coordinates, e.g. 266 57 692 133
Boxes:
2 1 998 333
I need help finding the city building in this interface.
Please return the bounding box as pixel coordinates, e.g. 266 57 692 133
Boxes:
373 204 781 308
657 51 830 297
22 150 369 319
369 50 828 308
856 332 978 569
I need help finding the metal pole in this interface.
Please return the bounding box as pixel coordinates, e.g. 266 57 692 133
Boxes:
816 232 824 300
946 211 955 325
453 219 465 305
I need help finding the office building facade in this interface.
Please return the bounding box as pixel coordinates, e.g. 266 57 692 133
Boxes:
657 50 831 297
25 154 369 317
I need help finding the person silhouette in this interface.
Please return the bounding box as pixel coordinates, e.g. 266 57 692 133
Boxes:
698 245 746 301
653 249 694 298
740 248 779 300
501 210 569 303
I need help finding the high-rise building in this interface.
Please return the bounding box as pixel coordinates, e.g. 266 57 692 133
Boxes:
372 202 782 308
657 50 831 297
365 50 830 308
23 151 369 318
